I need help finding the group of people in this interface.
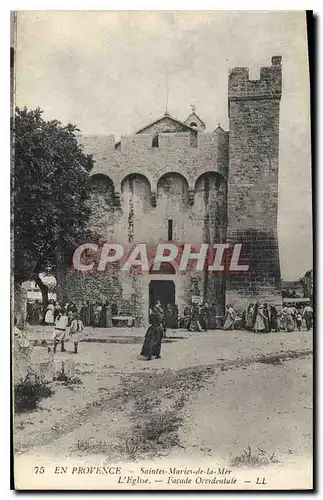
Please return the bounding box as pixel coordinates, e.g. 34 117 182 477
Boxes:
140 299 314 362
148 302 181 330
41 295 314 361
183 302 216 332
39 299 120 355
51 308 84 354
243 303 280 333
147 301 217 334
44 299 118 355
44 300 119 328
164 303 179 329
222 302 314 333
141 300 215 361
280 303 313 332
44 300 77 326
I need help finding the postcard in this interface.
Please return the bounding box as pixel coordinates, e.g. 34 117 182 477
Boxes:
12 10 313 490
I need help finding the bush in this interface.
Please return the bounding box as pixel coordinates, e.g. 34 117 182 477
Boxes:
119 406 184 460
135 408 183 443
14 374 55 413
54 369 82 386
230 446 280 468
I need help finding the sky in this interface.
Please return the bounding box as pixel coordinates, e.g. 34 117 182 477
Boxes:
15 10 312 281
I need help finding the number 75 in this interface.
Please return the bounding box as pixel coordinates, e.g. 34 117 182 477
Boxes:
34 466 45 474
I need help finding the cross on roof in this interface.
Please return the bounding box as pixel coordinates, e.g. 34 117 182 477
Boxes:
190 104 196 113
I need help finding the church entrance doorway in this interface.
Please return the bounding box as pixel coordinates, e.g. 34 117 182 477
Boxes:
149 280 175 310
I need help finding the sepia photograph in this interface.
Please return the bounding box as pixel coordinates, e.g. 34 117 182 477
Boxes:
11 10 313 490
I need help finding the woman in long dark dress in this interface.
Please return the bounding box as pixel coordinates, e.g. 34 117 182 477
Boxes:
270 305 279 332
100 302 107 327
80 301 89 326
153 300 166 337
263 303 271 333
173 304 179 329
208 303 217 330
165 303 172 328
140 313 163 361
181 306 190 329
200 302 210 331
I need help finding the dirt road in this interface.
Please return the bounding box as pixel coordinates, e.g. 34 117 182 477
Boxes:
14 328 313 489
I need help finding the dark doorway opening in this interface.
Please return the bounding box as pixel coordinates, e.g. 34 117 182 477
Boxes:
149 281 175 310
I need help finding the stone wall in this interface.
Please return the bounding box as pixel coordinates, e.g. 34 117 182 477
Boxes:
80 128 229 195
61 168 227 321
226 56 282 310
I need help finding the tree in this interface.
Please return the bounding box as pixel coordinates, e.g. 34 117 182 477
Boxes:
13 107 94 314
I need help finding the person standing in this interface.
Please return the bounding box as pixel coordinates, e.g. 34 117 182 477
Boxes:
53 301 61 322
200 302 210 331
153 300 166 337
106 302 113 328
253 303 266 333
100 301 107 328
111 303 118 315
168 303 177 329
173 304 179 329
165 303 172 329
45 301 55 325
188 302 202 332
246 304 254 331
140 312 163 361
302 304 313 331
285 303 295 332
280 305 288 330
68 312 84 354
67 310 74 327
80 301 89 327
52 308 69 354
69 302 78 313
263 303 271 333
182 305 191 329
223 304 235 330
295 310 303 331
208 303 217 330
269 305 280 332
93 302 101 327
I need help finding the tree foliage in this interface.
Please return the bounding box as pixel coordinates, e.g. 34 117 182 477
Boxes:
13 107 94 289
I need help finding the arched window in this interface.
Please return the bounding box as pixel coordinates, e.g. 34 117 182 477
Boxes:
190 122 198 128
152 135 159 148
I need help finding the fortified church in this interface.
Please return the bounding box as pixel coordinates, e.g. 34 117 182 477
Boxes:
59 56 283 323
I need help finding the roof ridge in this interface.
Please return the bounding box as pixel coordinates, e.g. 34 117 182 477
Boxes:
114 113 197 146
187 111 206 126
135 113 197 134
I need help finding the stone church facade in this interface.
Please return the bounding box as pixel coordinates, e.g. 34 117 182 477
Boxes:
58 56 283 323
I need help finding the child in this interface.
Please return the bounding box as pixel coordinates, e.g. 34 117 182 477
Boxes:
296 312 303 331
52 308 68 354
69 312 84 354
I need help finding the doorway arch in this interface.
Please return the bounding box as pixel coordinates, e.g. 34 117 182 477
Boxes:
149 279 175 311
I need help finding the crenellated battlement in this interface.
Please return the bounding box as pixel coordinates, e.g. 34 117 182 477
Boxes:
228 56 282 100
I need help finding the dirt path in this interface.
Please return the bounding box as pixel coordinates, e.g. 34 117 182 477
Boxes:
14 348 312 469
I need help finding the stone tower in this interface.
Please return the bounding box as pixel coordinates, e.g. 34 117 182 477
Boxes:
226 56 282 308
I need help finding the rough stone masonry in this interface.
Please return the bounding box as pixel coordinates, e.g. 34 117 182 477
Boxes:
58 56 282 323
